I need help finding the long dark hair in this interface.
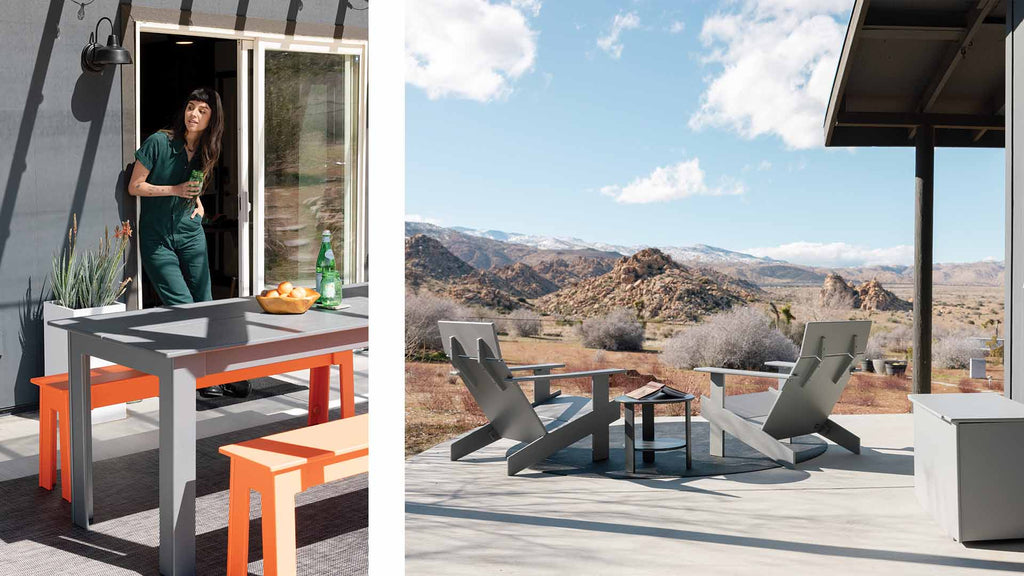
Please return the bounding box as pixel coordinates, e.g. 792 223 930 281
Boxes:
166 87 223 189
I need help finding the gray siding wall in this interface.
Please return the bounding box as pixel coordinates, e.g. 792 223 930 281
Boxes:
0 0 366 411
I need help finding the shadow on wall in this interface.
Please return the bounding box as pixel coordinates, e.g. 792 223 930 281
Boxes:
16 279 46 409
1 0 128 409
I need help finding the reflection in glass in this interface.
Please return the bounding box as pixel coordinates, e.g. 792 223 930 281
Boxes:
264 51 358 289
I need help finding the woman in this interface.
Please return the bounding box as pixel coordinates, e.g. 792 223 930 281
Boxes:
130 87 243 398
129 87 223 306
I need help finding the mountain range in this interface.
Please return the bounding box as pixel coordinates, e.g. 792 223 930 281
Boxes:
406 222 1005 287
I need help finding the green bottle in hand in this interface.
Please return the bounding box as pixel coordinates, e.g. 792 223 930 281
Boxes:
188 170 204 206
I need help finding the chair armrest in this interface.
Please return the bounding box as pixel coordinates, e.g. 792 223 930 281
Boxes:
764 361 796 369
511 369 625 408
507 363 566 372
695 367 793 379
509 369 626 382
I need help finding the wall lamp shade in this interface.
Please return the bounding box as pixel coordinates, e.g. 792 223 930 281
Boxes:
81 17 132 72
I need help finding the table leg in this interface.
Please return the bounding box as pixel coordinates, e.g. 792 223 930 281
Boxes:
642 403 655 464
685 399 692 470
338 350 355 419
159 360 199 576
624 404 636 474
68 336 93 528
308 365 331 426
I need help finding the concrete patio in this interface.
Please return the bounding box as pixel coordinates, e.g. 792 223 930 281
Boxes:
406 412 1024 575
0 351 369 575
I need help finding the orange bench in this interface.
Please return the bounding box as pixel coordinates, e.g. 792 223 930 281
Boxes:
32 351 355 501
220 413 368 576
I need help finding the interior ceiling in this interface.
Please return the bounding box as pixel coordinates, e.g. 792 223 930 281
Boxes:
825 0 1007 148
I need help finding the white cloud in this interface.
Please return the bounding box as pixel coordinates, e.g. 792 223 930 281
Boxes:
745 242 913 267
601 158 745 204
669 21 686 34
406 0 539 101
689 0 852 149
406 214 443 226
511 0 541 17
597 12 640 59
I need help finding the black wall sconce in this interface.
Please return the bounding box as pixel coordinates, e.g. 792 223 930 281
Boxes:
81 16 132 72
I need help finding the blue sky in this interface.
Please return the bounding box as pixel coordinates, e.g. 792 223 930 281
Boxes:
405 0 1005 266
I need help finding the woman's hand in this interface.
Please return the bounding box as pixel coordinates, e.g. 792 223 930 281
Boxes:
172 182 201 199
191 196 205 220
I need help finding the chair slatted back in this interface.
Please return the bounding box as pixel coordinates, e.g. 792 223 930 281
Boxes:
439 321 502 361
447 335 547 443
761 320 871 439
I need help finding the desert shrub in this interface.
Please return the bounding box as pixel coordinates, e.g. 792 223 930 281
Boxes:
872 325 913 356
405 291 468 357
780 320 806 347
660 307 799 370
933 334 982 369
863 338 883 360
579 308 645 351
501 309 542 338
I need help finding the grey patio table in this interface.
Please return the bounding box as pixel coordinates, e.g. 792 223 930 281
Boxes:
49 295 368 576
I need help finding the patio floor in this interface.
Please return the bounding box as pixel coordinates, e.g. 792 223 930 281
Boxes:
0 351 369 575
406 413 1024 575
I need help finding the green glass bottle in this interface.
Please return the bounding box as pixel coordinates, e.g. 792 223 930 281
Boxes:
315 231 340 308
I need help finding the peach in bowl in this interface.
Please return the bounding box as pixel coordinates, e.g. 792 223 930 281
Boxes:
256 281 320 314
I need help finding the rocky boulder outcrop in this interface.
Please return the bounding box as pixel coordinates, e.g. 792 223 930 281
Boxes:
405 235 521 310
490 262 560 298
857 279 912 311
818 272 911 311
537 248 758 321
530 256 615 287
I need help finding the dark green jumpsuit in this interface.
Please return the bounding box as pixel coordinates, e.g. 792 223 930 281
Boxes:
134 131 212 305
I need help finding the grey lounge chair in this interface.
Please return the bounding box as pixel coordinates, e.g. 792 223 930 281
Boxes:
695 320 871 467
441 321 624 475
439 321 566 405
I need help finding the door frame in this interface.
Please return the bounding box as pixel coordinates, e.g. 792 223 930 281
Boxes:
127 21 368 309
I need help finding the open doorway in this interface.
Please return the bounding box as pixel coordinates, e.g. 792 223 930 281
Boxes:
137 32 250 307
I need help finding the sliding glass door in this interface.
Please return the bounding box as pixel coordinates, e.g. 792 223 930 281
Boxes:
254 42 364 292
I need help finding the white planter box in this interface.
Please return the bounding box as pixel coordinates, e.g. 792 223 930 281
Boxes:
43 301 128 424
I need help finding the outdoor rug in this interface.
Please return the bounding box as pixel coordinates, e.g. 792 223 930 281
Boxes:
0 404 367 576
195 376 307 411
525 419 827 479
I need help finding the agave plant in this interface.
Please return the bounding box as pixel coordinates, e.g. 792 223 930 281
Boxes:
51 214 133 309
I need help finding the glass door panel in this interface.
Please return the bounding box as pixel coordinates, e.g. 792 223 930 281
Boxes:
261 50 359 289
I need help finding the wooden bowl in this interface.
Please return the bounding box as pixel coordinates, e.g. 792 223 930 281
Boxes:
256 289 320 314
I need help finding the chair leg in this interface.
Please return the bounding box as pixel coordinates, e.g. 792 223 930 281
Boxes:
38 393 56 491
260 470 302 576
58 403 72 502
226 461 253 576
451 424 500 461
819 418 860 454
591 424 609 462
709 421 725 457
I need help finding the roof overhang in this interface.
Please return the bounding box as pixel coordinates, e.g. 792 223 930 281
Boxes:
824 0 1006 148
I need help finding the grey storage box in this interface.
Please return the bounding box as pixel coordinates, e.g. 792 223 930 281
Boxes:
908 393 1024 542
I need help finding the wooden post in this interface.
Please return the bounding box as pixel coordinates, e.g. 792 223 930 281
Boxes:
914 125 934 395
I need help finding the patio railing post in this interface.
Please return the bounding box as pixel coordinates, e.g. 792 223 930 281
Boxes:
914 124 934 395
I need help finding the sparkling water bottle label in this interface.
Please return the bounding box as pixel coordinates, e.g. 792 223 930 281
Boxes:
325 249 334 261
324 283 336 299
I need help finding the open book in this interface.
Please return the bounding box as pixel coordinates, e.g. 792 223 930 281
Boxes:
625 381 691 400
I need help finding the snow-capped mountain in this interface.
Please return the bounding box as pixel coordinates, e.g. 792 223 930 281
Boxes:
448 226 775 264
